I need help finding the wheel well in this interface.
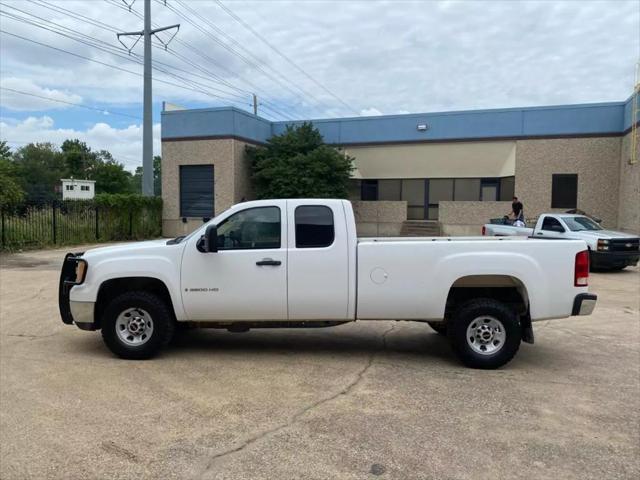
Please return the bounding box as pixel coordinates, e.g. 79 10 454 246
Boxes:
95 277 175 328
445 275 529 319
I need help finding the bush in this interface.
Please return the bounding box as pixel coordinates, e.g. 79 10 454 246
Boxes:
248 122 354 199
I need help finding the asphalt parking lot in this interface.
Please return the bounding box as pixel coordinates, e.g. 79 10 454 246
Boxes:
1 244 638 480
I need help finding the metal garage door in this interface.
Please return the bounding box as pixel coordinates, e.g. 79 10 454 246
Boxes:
180 165 214 218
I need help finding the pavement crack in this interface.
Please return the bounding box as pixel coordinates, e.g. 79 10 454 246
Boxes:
197 323 397 478
5 333 57 340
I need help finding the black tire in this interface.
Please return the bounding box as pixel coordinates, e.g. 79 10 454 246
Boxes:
101 291 175 360
427 321 448 336
448 298 521 369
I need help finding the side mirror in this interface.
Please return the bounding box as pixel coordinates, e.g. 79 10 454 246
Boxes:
197 224 218 253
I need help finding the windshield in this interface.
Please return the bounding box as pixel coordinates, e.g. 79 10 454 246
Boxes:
563 216 602 232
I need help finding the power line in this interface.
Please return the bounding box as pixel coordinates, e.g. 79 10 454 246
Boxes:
157 0 324 116
0 29 252 107
172 0 317 108
106 0 302 119
0 86 142 119
213 0 359 115
2 4 251 104
3 1 299 121
0 10 254 108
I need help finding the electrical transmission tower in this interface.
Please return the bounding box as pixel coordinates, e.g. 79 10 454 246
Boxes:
117 0 179 196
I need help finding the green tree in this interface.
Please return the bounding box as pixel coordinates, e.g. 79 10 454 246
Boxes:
247 123 353 199
61 139 97 178
131 155 162 196
11 142 65 201
93 156 134 194
0 143 25 207
0 140 11 160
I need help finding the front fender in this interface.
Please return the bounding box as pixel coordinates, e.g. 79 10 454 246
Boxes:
69 254 186 320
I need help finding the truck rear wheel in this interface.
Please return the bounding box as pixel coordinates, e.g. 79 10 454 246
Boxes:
448 298 521 369
101 291 175 360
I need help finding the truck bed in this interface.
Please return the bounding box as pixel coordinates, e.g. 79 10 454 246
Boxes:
356 236 588 322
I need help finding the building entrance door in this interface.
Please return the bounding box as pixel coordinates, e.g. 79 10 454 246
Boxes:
426 179 454 220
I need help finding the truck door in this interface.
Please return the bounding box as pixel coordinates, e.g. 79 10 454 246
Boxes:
286 200 350 320
181 203 288 320
536 216 566 238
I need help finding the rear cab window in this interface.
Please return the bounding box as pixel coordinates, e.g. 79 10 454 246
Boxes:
295 206 334 248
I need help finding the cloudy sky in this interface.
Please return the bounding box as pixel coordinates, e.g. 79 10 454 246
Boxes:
0 0 638 170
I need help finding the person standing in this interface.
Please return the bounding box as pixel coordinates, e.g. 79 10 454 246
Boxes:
509 196 524 222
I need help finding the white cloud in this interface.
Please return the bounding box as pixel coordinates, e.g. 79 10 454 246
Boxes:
0 116 160 171
0 0 637 121
360 107 384 117
0 77 83 111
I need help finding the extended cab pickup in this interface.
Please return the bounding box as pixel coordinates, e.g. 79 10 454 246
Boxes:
60 199 597 369
483 213 640 271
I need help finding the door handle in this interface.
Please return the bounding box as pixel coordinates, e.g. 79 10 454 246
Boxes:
536 232 543 235
256 258 281 266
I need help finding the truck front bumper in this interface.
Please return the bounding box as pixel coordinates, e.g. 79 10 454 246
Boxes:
590 251 639 270
59 253 98 331
572 293 597 316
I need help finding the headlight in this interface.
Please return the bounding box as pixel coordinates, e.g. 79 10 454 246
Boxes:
74 260 88 284
597 239 610 251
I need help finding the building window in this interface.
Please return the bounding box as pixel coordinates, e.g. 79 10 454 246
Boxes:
180 165 214 218
427 179 453 220
480 178 499 201
361 180 378 200
499 176 515 201
295 205 334 248
216 206 280 250
402 179 426 219
551 174 578 208
81 185 90 191
378 179 401 201
66 185 74 191
348 180 362 201
453 178 481 201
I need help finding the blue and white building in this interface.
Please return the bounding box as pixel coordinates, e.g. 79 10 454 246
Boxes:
161 93 639 237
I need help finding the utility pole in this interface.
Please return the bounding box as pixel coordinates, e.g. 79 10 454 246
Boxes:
117 0 179 196
252 93 258 116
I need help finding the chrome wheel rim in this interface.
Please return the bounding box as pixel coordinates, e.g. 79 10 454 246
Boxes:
115 308 154 346
466 316 506 355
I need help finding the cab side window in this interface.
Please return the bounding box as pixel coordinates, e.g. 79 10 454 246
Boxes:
216 207 281 250
295 206 334 248
541 217 564 232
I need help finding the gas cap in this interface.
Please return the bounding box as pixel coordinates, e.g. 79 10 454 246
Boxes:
370 267 389 284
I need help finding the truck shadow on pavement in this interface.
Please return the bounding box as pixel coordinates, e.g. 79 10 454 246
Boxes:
70 324 467 367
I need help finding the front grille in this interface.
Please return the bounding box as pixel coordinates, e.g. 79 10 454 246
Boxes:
609 238 640 252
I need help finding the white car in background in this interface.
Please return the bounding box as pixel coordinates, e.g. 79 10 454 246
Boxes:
483 213 640 271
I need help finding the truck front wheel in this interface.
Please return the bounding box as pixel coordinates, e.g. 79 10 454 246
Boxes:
101 291 175 360
448 298 521 369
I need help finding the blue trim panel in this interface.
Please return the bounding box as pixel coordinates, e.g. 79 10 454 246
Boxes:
161 107 272 143
162 97 635 145
623 92 639 131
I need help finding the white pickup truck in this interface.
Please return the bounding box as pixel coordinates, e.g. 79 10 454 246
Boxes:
483 213 640 271
60 199 597 369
